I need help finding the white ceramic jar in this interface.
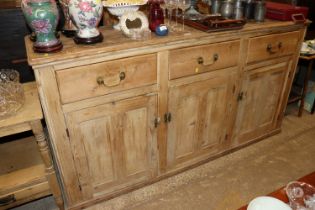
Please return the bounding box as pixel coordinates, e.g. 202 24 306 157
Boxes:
69 0 103 44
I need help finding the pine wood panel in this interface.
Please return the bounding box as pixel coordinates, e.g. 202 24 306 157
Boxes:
234 61 290 145
166 72 235 169
0 123 31 138
0 164 47 196
65 95 158 199
56 54 157 104
157 51 170 173
275 28 306 129
33 67 83 206
246 31 300 64
0 182 50 210
169 40 240 79
0 136 41 174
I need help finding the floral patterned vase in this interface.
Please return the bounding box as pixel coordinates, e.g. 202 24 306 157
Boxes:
69 0 103 44
21 0 63 53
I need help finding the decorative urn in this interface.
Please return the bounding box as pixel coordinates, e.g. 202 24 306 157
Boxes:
68 0 103 44
21 0 63 53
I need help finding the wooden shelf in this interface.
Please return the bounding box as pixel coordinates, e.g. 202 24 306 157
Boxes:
0 137 50 209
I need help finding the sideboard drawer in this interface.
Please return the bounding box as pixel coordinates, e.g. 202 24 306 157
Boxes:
246 31 300 64
56 54 157 103
169 40 240 80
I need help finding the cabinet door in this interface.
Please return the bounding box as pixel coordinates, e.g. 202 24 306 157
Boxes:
166 74 235 169
65 95 158 200
234 62 289 144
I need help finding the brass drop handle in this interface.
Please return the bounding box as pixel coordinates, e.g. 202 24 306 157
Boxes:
97 72 126 87
266 42 282 54
0 194 15 206
197 53 219 66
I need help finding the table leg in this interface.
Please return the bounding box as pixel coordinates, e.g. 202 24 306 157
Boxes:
299 59 314 117
31 120 64 210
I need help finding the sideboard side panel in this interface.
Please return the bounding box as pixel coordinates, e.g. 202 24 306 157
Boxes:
33 66 83 206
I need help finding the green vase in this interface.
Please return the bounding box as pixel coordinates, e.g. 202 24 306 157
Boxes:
22 0 63 53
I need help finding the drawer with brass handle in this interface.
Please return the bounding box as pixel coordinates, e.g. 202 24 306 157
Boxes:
169 40 240 80
56 54 157 104
246 31 299 64
96 71 126 87
197 53 219 66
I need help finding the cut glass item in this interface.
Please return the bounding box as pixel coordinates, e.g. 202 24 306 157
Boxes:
286 181 315 210
0 69 20 83
0 69 25 119
306 40 315 50
300 42 315 55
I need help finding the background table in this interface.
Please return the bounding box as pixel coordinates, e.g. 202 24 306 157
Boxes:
288 53 315 116
0 82 64 209
237 171 315 210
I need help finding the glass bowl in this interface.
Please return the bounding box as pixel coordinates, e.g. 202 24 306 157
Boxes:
286 181 315 210
0 69 24 119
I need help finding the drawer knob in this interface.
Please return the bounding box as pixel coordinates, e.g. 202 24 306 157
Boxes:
97 72 126 87
267 42 282 54
197 53 219 66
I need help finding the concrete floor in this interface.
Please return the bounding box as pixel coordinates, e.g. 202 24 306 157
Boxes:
13 108 315 210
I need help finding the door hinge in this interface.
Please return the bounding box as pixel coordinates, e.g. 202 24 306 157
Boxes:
237 92 244 101
154 117 161 128
164 112 172 123
66 129 70 138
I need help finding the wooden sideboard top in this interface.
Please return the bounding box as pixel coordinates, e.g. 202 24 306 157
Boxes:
25 20 306 67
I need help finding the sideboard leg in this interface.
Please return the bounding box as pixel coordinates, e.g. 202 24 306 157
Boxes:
31 120 65 210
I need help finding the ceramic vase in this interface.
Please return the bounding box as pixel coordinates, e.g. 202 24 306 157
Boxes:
69 0 103 44
21 0 63 53
59 0 77 37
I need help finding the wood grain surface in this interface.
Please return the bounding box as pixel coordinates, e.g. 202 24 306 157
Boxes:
25 21 306 67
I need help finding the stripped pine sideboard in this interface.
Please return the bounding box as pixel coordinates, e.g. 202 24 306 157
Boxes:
25 20 307 209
